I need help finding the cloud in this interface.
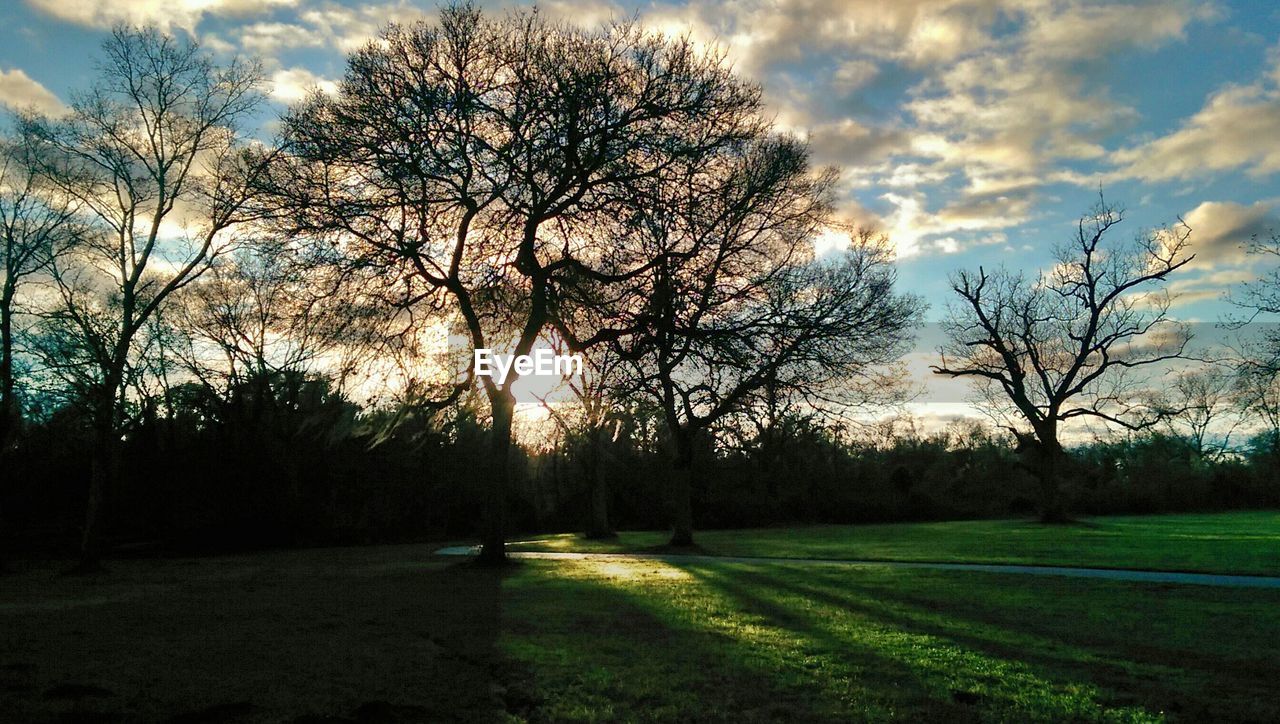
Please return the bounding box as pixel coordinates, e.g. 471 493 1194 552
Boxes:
831 59 880 93
1021 0 1217 61
879 190 1026 257
1111 77 1280 182
26 0 298 32
902 23 1157 179
293 3 431 53
935 190 1034 231
675 0 1008 73
233 21 324 56
1165 268 1254 307
1180 200 1279 269
0 68 66 116
805 120 910 168
270 67 338 104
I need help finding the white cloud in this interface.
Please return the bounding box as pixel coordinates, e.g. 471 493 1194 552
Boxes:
806 120 910 167
1180 200 1279 269
1165 268 1254 307
26 0 298 32
1021 0 1217 62
0 67 66 116
233 21 323 56
1112 77 1280 182
270 68 337 104
294 3 428 54
879 188 1032 258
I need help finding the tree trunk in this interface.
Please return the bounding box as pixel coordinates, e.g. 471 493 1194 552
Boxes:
79 416 115 571
668 428 695 547
1036 431 1068 523
0 299 13 571
0 295 14 451
584 427 613 539
78 374 122 572
477 390 513 565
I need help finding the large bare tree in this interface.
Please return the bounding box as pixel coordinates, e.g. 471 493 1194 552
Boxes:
263 4 762 562
933 199 1194 521
604 136 923 545
22 27 265 569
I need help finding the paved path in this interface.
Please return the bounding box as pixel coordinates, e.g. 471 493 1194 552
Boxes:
434 546 1280 589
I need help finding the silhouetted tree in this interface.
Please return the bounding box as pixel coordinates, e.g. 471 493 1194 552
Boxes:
1232 231 1280 374
1157 366 1241 459
933 198 1194 522
21 27 265 569
263 4 762 562
168 245 374 409
0 131 81 452
608 136 922 545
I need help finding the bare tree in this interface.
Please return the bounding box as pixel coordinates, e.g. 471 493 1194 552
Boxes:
1235 362 1280 454
1231 231 1280 375
169 245 372 402
534 343 632 539
0 129 79 455
263 4 761 562
22 27 265 569
607 136 923 545
933 198 1194 521
1157 366 1241 459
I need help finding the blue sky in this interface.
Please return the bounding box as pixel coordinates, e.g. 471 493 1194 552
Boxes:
1 1 1278 425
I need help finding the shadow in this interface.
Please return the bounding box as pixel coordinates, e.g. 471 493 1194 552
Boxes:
686 563 1278 721
671 563 993 721
0 547 528 722
637 541 712 556
500 557 859 721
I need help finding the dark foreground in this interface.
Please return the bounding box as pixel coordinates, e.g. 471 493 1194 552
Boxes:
3 527 1279 721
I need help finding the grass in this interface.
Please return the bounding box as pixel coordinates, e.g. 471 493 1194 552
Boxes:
510 511 1280 576
3 525 1279 721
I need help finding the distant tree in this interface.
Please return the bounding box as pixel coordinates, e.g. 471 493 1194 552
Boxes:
169 245 374 408
933 198 1193 521
1235 363 1280 453
0 128 79 569
263 4 762 562
535 344 631 539
22 27 265 569
607 136 922 545
1157 366 1241 459
1232 231 1280 375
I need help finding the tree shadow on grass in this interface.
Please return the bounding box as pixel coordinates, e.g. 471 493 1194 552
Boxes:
671 563 1010 721
500 558 873 722
0 549 527 722
686 563 1280 722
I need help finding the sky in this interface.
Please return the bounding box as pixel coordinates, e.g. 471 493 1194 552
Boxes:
1 0 1278 427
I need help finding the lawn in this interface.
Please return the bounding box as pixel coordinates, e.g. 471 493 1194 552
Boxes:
3 528 1279 721
510 511 1280 576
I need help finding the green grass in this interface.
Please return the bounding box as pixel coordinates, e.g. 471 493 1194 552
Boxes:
510 511 1280 576
3 535 1278 721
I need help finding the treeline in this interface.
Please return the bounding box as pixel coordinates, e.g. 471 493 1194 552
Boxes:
5 371 1277 555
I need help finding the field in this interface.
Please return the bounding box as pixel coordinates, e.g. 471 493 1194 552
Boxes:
2 512 1278 722
513 511 1280 576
